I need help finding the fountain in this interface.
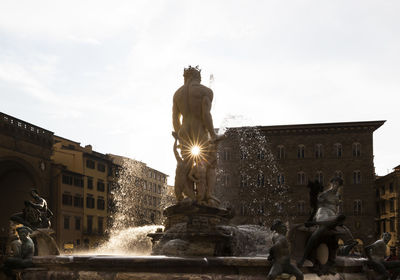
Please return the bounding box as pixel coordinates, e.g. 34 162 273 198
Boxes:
0 66 378 280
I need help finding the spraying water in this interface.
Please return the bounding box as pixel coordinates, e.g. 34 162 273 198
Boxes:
95 225 163 255
93 156 166 255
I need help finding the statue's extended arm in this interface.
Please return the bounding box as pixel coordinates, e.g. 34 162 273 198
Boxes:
202 94 216 139
172 99 181 134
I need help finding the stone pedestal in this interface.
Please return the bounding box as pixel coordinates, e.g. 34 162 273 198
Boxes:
149 201 234 256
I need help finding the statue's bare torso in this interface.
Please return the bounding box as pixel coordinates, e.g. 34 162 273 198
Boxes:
173 81 214 145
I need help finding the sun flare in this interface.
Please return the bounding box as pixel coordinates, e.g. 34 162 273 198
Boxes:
191 145 201 156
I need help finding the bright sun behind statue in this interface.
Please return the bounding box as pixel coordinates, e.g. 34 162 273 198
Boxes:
191 145 201 156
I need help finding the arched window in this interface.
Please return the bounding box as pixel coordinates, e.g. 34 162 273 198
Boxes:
240 149 248 160
257 150 265 160
257 173 265 187
315 171 324 184
222 148 231 161
297 171 306 185
354 200 362 215
334 143 342 158
240 174 248 188
352 142 361 157
315 144 323 158
297 145 305 159
353 170 361 184
277 173 285 185
223 174 230 186
277 145 285 159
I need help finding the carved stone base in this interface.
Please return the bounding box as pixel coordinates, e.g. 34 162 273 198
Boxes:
290 224 342 275
149 201 234 256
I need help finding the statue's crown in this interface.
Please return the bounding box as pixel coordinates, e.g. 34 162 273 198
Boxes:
183 65 201 80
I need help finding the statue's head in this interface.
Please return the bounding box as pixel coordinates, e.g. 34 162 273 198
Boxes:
330 177 343 189
16 226 33 241
383 232 392 244
30 188 40 200
183 65 201 83
271 219 287 234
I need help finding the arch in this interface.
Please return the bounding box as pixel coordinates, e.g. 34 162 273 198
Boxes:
0 156 43 254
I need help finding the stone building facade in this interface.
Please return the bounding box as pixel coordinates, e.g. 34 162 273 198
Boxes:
52 136 114 251
376 165 400 255
0 112 54 254
217 120 385 245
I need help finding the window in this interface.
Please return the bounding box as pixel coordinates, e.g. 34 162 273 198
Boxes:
62 174 73 185
257 150 265 160
74 195 83 208
353 171 361 184
376 189 380 198
277 173 285 185
381 200 386 214
158 185 161 194
240 149 248 160
153 197 156 207
97 197 105 210
334 143 342 158
277 145 285 160
97 180 105 192
315 171 324 184
87 177 93 189
240 203 247 216
297 201 305 215
297 172 306 185
376 202 380 215
62 193 72 206
87 216 93 233
73 177 83 187
315 144 323 158
86 195 95 209
381 186 385 195
64 216 70 229
97 163 105 172
240 175 248 188
390 183 394 193
221 149 231 161
352 143 361 157
98 217 104 234
257 173 265 187
297 145 305 159
75 217 81 230
390 198 395 212
354 200 362 215
223 174 230 186
390 217 395 232
86 159 95 169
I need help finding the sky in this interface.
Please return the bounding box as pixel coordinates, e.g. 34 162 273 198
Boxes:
0 0 399 184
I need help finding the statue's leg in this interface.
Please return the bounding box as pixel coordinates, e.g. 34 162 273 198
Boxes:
266 263 283 280
182 179 195 200
298 226 327 266
196 183 206 204
285 263 304 280
205 166 216 200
